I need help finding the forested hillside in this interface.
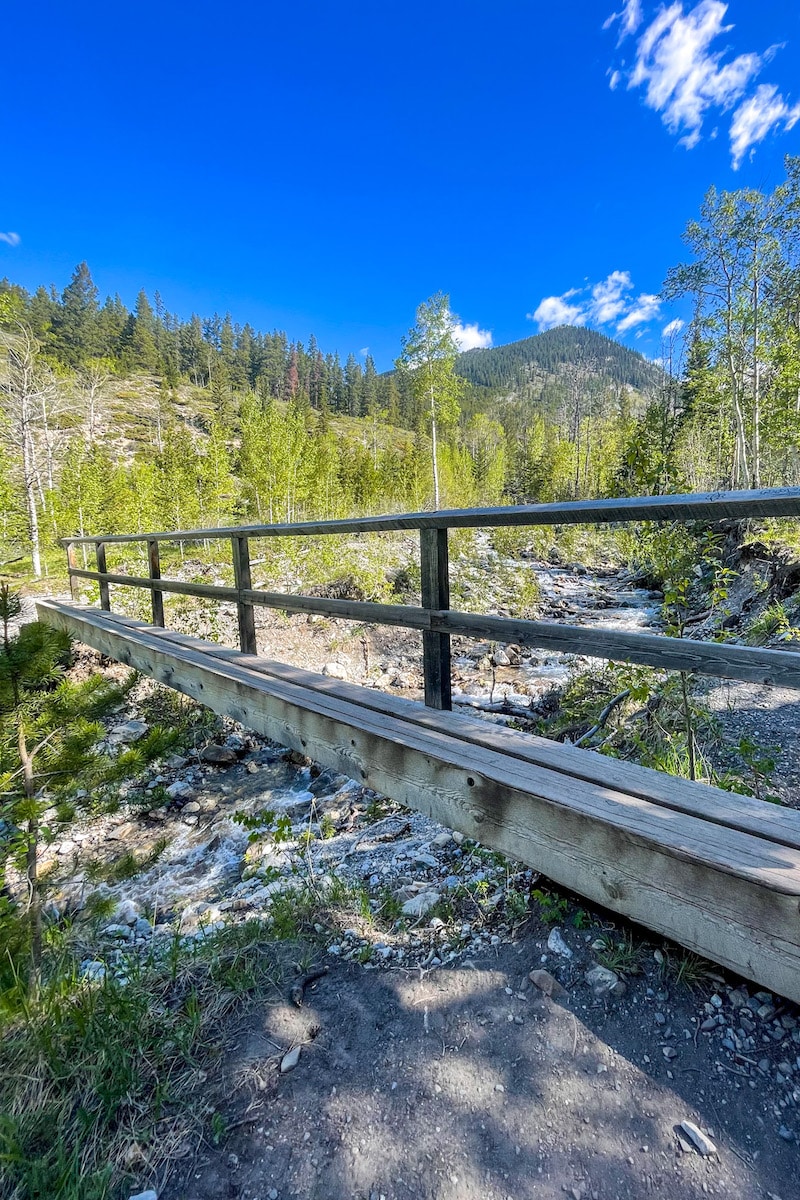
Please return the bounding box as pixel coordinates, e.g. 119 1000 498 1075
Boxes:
456 325 662 393
1 157 800 579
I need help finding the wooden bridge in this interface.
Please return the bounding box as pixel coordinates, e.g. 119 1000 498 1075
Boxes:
38 488 800 1003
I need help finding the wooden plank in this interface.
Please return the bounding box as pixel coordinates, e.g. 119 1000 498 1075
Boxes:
148 540 165 628
58 486 800 544
420 527 452 710
231 535 257 655
433 611 800 689
68 568 239 604
95 543 110 611
35 600 800 1003
62 605 800 851
146 624 800 852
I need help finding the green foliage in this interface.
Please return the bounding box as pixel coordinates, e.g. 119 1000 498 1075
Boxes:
0 922 287 1198
531 888 568 925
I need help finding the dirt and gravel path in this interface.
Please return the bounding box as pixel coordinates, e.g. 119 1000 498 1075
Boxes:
162 940 798 1200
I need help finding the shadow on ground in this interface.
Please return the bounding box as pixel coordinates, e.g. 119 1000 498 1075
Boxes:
162 939 797 1200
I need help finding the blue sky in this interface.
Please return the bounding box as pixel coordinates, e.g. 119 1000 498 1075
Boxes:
2 1 799 369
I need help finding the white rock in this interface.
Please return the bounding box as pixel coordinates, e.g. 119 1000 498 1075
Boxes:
402 891 441 919
322 662 348 680
166 780 193 800
114 898 139 925
129 1191 158 1200
280 1045 301 1073
547 928 573 958
109 720 148 744
678 1120 717 1156
432 831 453 848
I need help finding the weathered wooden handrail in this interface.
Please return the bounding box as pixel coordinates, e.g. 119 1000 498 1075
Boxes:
61 487 800 710
58 486 800 544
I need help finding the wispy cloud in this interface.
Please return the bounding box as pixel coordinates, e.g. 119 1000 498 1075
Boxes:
607 1 799 167
663 317 685 337
603 0 644 42
729 83 800 168
452 320 492 351
529 271 661 335
358 346 370 357
0 232 21 247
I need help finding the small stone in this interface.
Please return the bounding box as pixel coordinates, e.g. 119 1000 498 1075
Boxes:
432 832 453 848
165 780 193 800
200 744 238 766
181 801 201 814
547 928 573 959
678 1120 717 1156
114 899 139 925
778 1125 796 1143
109 720 148 744
133 917 153 937
102 923 134 941
246 760 260 774
585 964 624 999
662 1046 678 1061
81 960 107 982
491 648 511 667
402 891 441 919
268 1191 278 1200
129 1191 158 1200
528 969 567 1000
322 662 348 680
280 1045 301 1073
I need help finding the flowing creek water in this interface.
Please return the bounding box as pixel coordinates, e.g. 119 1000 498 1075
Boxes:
34 562 663 974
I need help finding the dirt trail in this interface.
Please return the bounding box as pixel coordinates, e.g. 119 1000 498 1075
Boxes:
164 942 797 1200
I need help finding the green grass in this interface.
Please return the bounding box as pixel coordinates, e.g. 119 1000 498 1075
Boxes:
0 922 290 1200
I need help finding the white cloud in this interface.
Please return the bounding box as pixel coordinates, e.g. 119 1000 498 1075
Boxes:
629 2 763 148
604 0 644 41
528 294 588 330
616 293 661 332
358 346 370 357
529 271 661 335
589 270 633 323
729 83 800 168
0 232 21 247
452 320 493 351
607 1 798 165
663 317 685 337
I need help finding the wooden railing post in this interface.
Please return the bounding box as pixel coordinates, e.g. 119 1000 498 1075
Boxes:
420 526 451 710
66 543 78 601
95 542 111 611
231 535 257 654
148 539 165 627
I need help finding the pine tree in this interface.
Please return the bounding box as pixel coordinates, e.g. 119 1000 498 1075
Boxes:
52 263 99 367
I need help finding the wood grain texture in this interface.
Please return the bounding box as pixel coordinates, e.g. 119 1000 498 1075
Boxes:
59 486 800 544
148 540 164 628
36 600 800 1003
420 527 452 710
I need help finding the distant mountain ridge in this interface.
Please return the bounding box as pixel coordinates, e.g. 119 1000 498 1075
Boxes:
456 325 662 394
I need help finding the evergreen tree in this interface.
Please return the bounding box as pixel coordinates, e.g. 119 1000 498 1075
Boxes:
51 263 99 367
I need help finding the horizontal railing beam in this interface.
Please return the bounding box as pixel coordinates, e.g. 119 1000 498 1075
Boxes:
58 487 800 546
66 567 800 689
